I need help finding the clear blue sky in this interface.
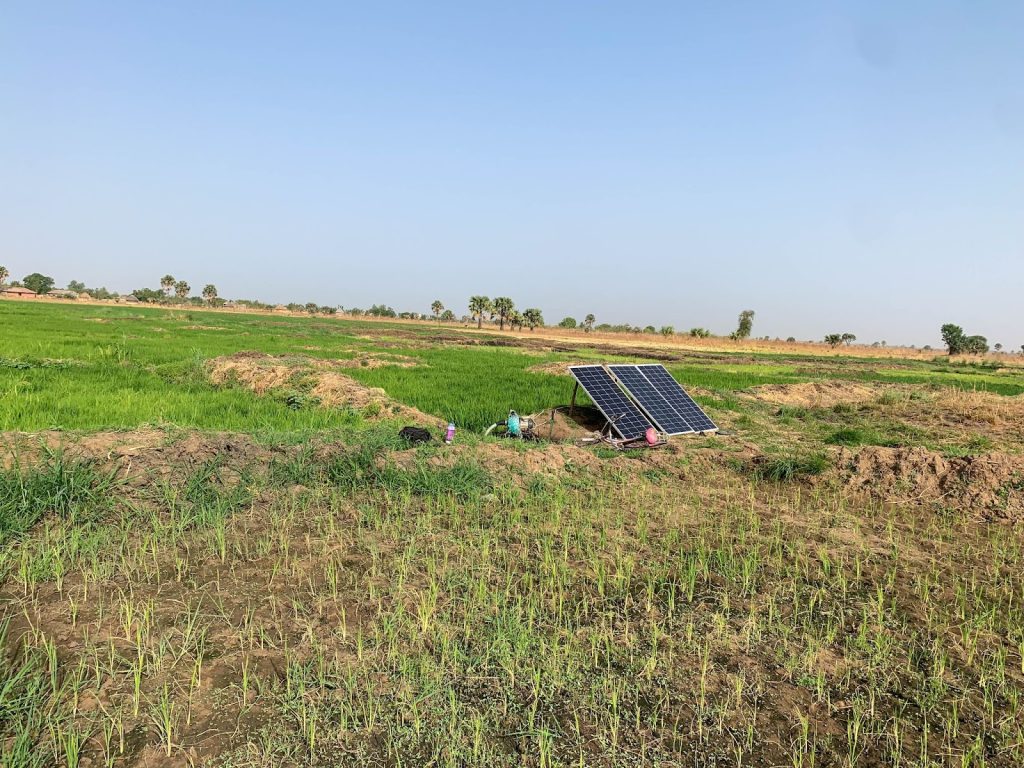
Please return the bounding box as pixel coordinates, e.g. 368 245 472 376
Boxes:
2 2 1022 347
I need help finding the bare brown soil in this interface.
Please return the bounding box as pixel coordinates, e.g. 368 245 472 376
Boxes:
523 406 608 441
840 446 1024 521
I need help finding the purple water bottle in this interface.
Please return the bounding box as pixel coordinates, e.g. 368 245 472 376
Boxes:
445 422 456 444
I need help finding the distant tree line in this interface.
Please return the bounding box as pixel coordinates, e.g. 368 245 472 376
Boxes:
5 265 1020 355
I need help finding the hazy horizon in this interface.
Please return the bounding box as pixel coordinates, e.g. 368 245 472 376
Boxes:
3 2 1022 349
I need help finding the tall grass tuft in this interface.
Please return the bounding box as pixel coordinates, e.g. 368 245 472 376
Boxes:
0 620 53 768
0 455 116 542
752 452 830 482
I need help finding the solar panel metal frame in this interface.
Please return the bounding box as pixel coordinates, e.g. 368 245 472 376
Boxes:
635 364 719 433
568 365 655 440
607 364 696 435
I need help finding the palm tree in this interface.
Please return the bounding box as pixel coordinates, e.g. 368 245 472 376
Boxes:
0 265 8 286
174 280 190 299
492 297 515 330
431 300 444 322
522 308 543 331
202 284 218 302
469 296 492 329
583 314 595 333
160 275 175 296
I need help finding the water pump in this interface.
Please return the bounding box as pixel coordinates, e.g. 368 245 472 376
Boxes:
484 409 537 439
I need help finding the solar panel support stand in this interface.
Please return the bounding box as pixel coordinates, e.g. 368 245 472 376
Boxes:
569 380 579 416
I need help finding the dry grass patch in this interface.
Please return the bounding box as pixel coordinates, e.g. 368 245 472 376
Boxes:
207 352 433 421
864 388 1024 453
526 360 595 376
747 380 887 409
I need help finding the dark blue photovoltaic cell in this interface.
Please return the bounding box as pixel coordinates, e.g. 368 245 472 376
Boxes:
569 365 654 439
636 364 718 433
608 365 695 435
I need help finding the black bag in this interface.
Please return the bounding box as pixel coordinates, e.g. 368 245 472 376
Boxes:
399 426 433 444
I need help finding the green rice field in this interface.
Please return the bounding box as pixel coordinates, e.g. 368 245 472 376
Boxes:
2 300 1021 434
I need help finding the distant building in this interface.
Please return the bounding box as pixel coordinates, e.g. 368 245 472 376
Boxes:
224 301 237 309
48 289 79 299
273 304 288 312
0 286 39 298
123 294 140 303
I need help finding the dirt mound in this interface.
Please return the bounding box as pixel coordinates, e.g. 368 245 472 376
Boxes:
207 352 433 421
2 429 163 470
0 429 279 483
476 442 603 475
748 381 886 408
388 440 603 477
840 446 1024 521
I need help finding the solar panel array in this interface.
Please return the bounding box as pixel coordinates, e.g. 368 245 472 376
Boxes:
569 363 718 438
636 364 718 433
607 365 695 435
568 365 654 440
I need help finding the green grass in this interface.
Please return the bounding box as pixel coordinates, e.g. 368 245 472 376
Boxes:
752 451 831 482
1 300 1022 434
0 456 116 543
343 348 579 428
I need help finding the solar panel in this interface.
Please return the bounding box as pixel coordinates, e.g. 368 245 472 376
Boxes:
636 364 718 433
607 365 695 435
568 365 654 440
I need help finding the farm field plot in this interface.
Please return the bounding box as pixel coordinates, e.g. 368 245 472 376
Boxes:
3 300 1024 767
